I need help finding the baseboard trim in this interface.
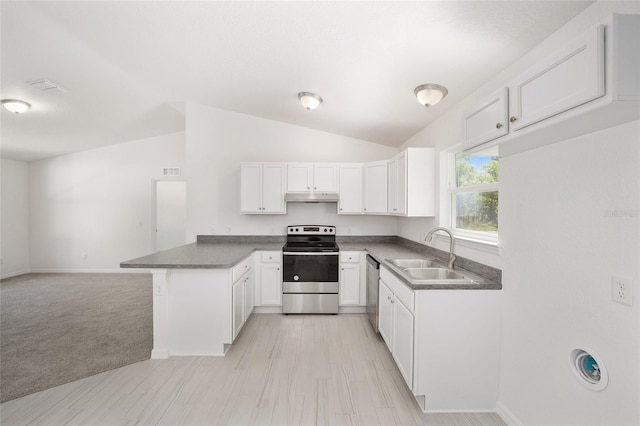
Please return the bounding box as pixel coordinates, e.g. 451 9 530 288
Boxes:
496 402 523 425
339 306 366 314
0 269 31 280
253 306 283 314
29 268 151 274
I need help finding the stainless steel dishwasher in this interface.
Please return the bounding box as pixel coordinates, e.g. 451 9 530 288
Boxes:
366 254 380 333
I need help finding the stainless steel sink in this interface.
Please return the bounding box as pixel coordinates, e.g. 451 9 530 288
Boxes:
386 258 438 268
404 268 467 281
385 259 475 285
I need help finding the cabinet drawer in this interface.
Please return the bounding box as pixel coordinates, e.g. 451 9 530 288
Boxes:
380 266 414 313
340 251 360 263
232 256 252 282
261 251 281 263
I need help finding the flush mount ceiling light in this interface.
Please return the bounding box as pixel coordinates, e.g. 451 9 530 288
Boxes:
1 99 31 114
298 92 323 110
414 84 448 108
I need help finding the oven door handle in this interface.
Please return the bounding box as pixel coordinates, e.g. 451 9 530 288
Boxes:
283 252 339 255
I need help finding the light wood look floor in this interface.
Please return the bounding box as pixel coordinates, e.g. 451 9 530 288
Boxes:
1 314 505 426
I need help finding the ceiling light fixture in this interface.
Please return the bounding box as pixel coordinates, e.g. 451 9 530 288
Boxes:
414 84 448 108
1 99 31 114
298 92 323 110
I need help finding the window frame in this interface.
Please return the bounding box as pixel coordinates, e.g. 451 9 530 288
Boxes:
444 146 500 246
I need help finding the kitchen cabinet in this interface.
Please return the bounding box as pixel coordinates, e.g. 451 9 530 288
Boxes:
379 265 500 413
287 163 337 193
387 148 435 217
338 164 363 214
254 251 282 306
240 163 287 214
378 271 414 389
508 25 605 132
339 251 362 306
232 256 253 340
465 15 640 155
461 87 509 151
363 160 388 214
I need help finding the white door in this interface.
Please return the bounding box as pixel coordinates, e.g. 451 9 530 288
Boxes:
388 157 398 213
461 87 509 150
287 163 312 192
338 164 363 214
508 25 605 131
240 163 262 213
260 263 282 305
313 164 338 192
392 298 414 390
261 164 287 213
363 161 388 214
378 280 394 350
156 180 186 251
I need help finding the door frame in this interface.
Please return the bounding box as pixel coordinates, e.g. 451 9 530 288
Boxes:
150 177 186 253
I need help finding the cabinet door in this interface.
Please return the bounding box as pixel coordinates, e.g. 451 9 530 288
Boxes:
240 163 262 213
363 161 388 214
461 87 509 151
260 263 282 305
244 273 254 319
396 152 407 215
232 279 245 340
287 163 312 192
339 264 360 305
392 298 414 390
378 280 394 350
262 164 286 214
388 157 398 213
508 25 605 131
313 164 338 192
338 164 363 214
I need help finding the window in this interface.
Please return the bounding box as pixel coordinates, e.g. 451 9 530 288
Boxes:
450 146 499 243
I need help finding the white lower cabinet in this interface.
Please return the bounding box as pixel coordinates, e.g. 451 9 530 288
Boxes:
379 266 500 413
254 251 282 306
378 273 414 389
232 259 253 340
339 251 363 306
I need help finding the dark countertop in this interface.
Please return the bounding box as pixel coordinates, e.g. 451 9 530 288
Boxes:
121 236 501 290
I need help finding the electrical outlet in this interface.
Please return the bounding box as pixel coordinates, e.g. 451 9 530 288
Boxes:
154 283 164 296
612 275 633 306
82 253 88 260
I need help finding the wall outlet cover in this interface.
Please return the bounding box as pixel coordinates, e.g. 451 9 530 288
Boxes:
611 275 633 307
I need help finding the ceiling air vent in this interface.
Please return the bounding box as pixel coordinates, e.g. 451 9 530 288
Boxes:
162 167 181 177
28 79 68 93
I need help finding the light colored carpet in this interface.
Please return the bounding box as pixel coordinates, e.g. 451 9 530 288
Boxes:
0 273 152 402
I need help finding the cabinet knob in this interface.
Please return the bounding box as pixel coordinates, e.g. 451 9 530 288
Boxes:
339 208 343 211
307 186 310 189
496 123 503 129
509 116 518 123
314 187 317 190
387 296 391 300
391 299 394 304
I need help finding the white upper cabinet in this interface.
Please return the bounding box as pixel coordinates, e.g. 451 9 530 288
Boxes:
240 163 286 214
338 164 363 214
388 148 435 217
508 25 605 131
363 160 388 214
461 87 509 151
463 15 640 156
287 163 338 193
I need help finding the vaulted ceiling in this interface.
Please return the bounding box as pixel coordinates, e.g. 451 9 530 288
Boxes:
1 1 594 162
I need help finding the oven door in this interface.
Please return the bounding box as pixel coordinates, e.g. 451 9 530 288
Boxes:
282 252 339 284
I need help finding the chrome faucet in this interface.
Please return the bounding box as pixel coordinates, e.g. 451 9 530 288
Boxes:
424 227 456 269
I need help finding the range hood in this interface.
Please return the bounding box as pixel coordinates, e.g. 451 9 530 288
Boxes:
284 192 339 203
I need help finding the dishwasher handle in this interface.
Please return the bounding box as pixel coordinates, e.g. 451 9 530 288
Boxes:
366 254 380 269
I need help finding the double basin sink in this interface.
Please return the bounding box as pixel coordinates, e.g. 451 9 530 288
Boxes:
384 258 475 286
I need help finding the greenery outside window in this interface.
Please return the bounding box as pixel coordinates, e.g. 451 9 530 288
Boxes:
450 146 499 243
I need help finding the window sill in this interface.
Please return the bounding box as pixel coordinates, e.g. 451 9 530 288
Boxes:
434 233 501 255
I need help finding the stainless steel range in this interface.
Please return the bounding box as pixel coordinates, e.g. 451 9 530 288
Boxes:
282 225 339 314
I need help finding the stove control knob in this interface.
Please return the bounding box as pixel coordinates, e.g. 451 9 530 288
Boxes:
293 275 299 281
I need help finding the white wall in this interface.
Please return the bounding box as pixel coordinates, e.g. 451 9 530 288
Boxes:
29 132 185 271
185 103 398 239
500 121 639 425
1 159 30 278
